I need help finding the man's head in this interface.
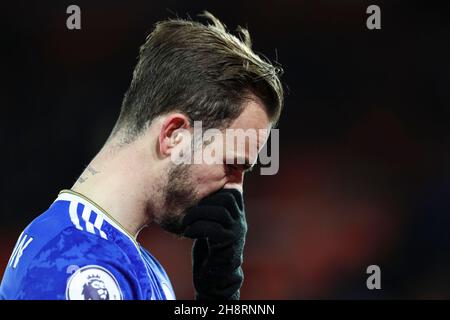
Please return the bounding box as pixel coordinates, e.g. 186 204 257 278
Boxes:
108 12 284 234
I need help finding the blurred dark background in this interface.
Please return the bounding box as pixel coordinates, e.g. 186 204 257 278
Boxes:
1 0 450 299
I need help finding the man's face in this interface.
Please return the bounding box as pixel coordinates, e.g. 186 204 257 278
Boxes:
155 95 271 235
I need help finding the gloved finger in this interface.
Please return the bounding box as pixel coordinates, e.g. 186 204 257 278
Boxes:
197 189 244 220
183 220 233 242
182 205 233 229
222 188 244 212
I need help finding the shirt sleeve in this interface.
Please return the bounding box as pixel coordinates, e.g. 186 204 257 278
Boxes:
16 227 142 300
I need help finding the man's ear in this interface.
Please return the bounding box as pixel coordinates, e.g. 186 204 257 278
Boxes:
158 113 191 157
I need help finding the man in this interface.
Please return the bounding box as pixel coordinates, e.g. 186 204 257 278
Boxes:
0 11 283 300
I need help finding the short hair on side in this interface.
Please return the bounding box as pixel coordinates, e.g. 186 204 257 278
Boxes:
112 11 284 142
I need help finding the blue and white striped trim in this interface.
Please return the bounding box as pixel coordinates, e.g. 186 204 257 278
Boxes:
69 199 107 239
55 190 153 283
55 191 141 250
56 192 109 240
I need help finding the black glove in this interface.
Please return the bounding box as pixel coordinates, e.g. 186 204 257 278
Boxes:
181 188 247 300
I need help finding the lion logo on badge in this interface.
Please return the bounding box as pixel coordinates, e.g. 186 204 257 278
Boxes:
82 274 109 300
66 265 122 300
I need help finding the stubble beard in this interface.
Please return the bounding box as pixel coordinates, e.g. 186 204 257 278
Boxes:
155 163 198 236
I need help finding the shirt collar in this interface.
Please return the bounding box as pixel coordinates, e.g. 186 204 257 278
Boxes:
56 189 140 248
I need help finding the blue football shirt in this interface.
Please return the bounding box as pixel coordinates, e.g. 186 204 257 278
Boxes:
0 190 176 300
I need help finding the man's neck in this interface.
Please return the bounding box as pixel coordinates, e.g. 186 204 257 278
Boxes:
71 142 156 238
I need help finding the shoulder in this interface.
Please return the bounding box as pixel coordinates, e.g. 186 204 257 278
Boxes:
34 226 131 266
24 195 132 266
20 227 142 300
2 192 147 300
14 197 130 271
